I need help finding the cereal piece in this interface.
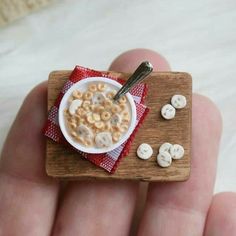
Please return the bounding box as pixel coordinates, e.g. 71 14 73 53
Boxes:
83 91 93 100
103 99 112 106
122 121 130 127
71 131 78 138
72 90 83 99
90 104 95 111
170 144 185 159
68 96 74 103
111 104 121 114
93 113 101 121
94 105 104 113
101 111 111 121
137 143 153 160
119 124 129 133
75 135 84 143
104 99 112 107
119 104 126 110
123 111 129 116
70 117 76 124
70 122 77 129
171 95 187 109
122 111 130 122
111 126 120 132
159 142 173 154
161 104 176 120
93 106 99 112
86 115 95 124
91 126 97 132
79 118 85 124
88 83 97 92
113 132 121 142
118 96 127 104
72 90 78 97
84 139 93 147
106 90 116 99
104 105 112 111
110 114 122 126
157 152 172 167
64 109 69 115
82 100 91 109
70 119 76 126
95 132 113 148
76 107 86 117
97 83 107 92
104 121 112 131
67 117 72 123
74 114 81 123
92 92 106 105
69 99 82 115
94 121 104 129
76 124 94 139
98 105 105 113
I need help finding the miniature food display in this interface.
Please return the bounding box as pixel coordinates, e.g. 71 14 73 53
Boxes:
64 82 131 148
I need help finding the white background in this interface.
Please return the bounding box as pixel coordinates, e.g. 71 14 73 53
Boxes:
0 0 235 192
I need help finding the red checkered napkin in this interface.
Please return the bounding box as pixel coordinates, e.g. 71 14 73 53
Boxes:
43 66 149 173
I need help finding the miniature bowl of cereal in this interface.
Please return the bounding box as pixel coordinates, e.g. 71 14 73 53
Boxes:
58 77 137 154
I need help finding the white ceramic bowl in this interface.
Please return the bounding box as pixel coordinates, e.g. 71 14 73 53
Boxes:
58 77 137 154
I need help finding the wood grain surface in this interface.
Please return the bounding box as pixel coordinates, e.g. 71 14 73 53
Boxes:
46 70 192 182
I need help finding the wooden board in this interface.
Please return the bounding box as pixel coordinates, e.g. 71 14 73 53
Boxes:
46 70 192 182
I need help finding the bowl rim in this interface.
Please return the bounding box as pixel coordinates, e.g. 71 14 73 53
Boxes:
58 77 137 154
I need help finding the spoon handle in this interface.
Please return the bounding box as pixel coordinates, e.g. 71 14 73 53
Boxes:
113 61 153 101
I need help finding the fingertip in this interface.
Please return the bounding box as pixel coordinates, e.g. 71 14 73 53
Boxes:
30 81 47 95
204 192 236 235
109 48 170 72
211 192 236 209
22 81 48 111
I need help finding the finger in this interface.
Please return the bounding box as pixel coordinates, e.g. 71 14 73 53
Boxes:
204 192 236 235
52 181 137 236
52 48 168 236
0 82 59 235
137 94 222 236
119 49 171 235
109 48 170 72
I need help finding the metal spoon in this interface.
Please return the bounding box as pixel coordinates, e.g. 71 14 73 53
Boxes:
113 61 153 101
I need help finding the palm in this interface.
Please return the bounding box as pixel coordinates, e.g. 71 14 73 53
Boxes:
0 49 235 236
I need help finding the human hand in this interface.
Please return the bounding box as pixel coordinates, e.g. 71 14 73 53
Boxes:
0 49 234 236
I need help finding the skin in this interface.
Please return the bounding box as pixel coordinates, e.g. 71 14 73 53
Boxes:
0 48 235 236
